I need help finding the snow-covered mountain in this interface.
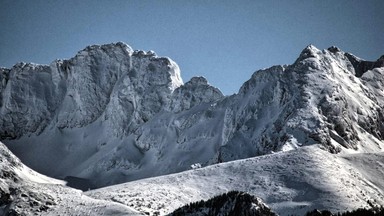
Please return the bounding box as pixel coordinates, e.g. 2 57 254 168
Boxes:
1 42 383 190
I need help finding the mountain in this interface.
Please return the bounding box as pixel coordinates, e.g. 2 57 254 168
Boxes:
0 42 223 188
1 43 383 190
1 42 384 215
0 141 141 215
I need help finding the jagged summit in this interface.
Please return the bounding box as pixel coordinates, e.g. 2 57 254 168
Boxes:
169 76 223 112
344 52 384 77
295 44 321 61
327 46 342 53
296 44 384 77
1 43 383 189
303 44 320 52
80 41 133 52
188 76 208 85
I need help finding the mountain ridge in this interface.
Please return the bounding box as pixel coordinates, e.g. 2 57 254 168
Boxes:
1 42 383 189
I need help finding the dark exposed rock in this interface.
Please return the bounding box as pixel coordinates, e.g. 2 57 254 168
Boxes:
168 191 276 216
345 52 384 77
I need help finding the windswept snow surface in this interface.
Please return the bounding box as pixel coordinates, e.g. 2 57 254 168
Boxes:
87 145 384 216
0 141 141 215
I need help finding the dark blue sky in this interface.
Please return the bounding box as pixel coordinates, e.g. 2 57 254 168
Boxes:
1 0 383 95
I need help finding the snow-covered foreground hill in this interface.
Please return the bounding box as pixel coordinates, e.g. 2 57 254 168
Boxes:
2 138 383 216
0 141 141 215
87 145 384 216
2 139 384 216
1 43 384 189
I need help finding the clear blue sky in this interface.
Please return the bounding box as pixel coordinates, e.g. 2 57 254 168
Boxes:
1 0 383 95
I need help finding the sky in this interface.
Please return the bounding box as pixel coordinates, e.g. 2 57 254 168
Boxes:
1 0 383 95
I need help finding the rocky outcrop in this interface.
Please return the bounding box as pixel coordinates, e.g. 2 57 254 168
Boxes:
168 191 276 216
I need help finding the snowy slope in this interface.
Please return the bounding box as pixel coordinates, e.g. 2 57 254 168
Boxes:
87 145 384 216
0 141 141 215
1 43 384 189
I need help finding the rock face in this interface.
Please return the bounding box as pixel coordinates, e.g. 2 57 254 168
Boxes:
1 43 383 188
168 191 276 216
220 45 384 160
168 76 223 113
0 42 183 138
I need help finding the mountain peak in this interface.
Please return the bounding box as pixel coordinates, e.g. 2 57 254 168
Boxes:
305 44 318 50
168 76 223 112
303 44 321 53
187 76 208 85
296 44 321 61
81 41 133 53
327 46 342 53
